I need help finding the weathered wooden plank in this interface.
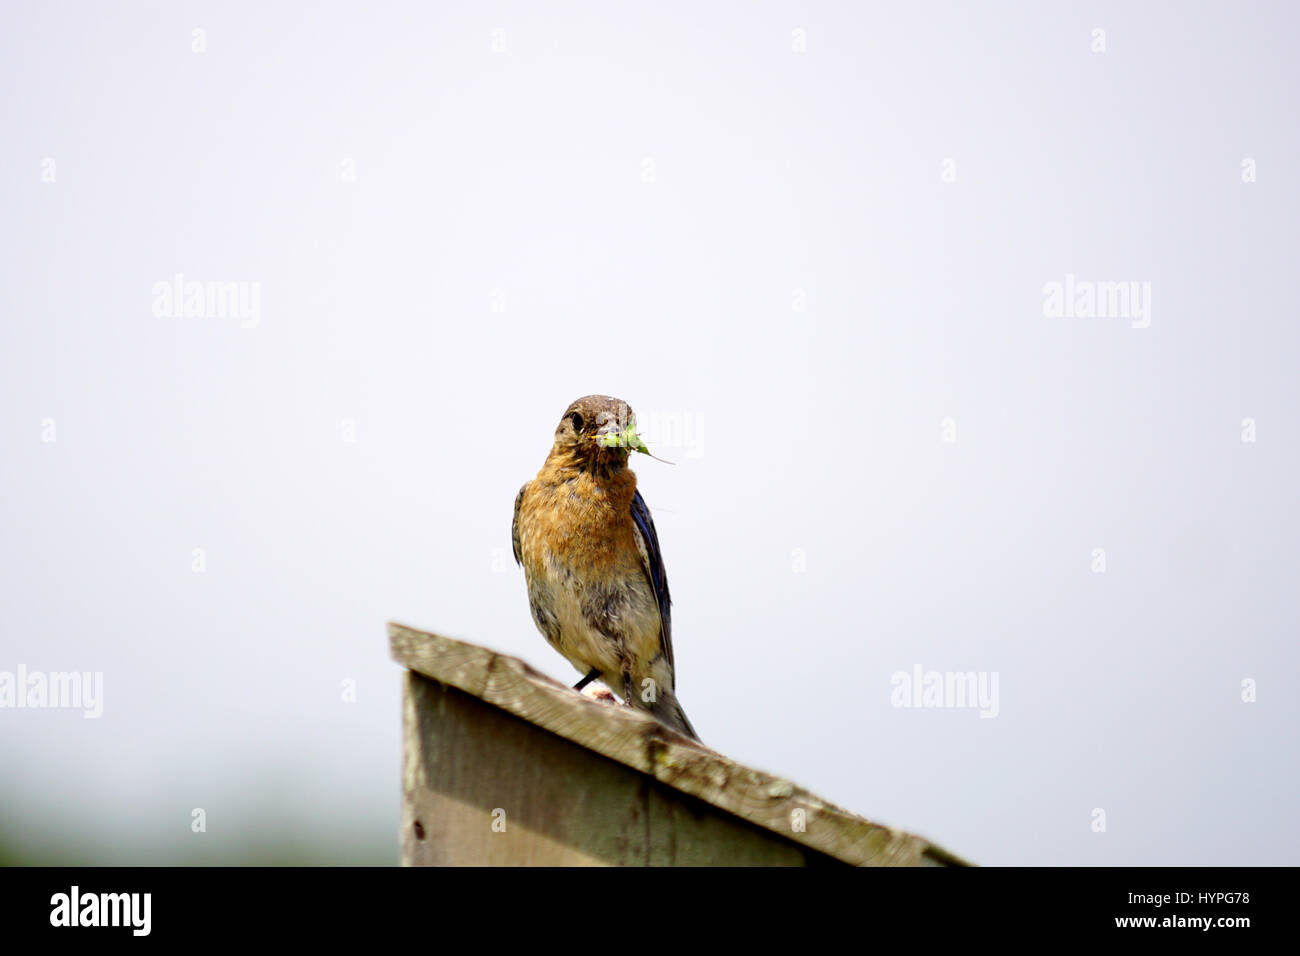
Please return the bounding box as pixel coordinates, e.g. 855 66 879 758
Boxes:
391 622 971 866
401 671 839 865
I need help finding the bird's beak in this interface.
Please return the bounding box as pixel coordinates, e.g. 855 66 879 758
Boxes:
595 419 650 455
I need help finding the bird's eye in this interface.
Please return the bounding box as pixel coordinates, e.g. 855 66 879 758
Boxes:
569 412 584 432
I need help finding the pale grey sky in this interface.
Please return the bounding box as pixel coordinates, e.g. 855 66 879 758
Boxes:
1 1 1297 865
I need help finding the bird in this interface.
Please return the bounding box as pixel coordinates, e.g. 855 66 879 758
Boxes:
512 395 698 740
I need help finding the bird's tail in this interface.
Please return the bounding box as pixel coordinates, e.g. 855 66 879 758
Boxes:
655 694 699 741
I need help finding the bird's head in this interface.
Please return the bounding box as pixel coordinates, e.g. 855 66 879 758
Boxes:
551 394 654 470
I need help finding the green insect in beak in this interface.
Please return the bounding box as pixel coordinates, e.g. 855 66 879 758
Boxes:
597 421 673 463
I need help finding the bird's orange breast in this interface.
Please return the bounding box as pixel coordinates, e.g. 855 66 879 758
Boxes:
521 465 642 579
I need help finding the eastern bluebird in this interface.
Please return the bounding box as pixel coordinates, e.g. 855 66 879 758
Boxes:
512 395 698 740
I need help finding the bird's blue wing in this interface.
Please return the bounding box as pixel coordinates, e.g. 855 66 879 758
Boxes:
630 489 674 666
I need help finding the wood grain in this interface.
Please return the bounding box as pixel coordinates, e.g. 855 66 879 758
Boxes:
391 621 972 867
